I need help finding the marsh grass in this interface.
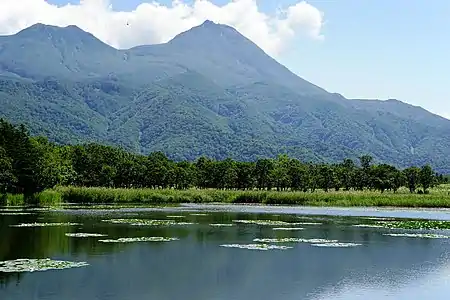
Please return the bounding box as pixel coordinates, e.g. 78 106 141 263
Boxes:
3 190 62 207
4 184 450 208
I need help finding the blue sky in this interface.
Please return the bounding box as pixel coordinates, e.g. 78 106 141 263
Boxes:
45 0 450 118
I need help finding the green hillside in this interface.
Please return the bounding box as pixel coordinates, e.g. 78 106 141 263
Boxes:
0 21 449 172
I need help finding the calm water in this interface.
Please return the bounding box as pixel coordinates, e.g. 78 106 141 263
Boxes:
1 205 450 299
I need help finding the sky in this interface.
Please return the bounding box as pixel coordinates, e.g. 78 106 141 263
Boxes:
0 0 449 119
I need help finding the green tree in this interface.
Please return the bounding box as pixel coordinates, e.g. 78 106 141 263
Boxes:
288 159 308 192
172 161 195 190
339 159 356 191
403 167 420 193
318 164 336 192
0 147 16 196
308 164 320 192
359 155 373 189
145 152 172 188
371 164 401 193
195 156 214 189
419 165 435 193
32 137 77 189
236 161 255 190
0 120 43 203
270 154 290 191
213 158 238 189
254 158 274 190
392 169 406 193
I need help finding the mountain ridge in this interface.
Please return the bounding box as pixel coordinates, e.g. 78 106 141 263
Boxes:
0 21 449 172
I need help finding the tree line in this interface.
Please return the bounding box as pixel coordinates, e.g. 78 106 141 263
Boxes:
0 119 447 203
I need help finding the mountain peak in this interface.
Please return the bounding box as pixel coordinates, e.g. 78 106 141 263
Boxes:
17 23 85 36
13 23 112 51
198 19 235 30
164 19 326 95
169 20 239 44
200 20 217 27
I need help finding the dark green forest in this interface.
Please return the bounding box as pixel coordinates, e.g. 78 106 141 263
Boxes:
1 119 447 205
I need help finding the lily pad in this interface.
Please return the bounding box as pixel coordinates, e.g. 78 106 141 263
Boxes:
253 238 338 244
352 224 385 228
102 219 196 226
312 242 362 248
0 259 89 273
383 233 450 239
220 243 292 251
233 220 305 226
11 222 80 228
377 220 450 230
98 237 180 243
65 233 107 238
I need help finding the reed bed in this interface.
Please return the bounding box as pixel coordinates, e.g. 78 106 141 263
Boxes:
4 185 449 208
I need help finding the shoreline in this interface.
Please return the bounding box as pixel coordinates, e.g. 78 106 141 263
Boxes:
3 202 450 221
2 185 450 209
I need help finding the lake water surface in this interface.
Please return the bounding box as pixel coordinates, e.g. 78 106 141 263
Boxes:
1 205 449 299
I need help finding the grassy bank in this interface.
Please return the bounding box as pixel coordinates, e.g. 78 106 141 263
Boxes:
3 185 450 208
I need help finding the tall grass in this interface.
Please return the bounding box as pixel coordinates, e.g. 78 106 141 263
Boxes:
231 188 450 208
3 185 450 208
2 190 62 207
59 187 234 204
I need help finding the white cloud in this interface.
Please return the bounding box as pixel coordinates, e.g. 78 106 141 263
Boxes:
0 0 324 57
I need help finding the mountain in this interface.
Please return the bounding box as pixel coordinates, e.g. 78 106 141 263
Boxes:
0 21 449 172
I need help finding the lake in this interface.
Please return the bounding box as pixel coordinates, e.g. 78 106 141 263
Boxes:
1 205 450 300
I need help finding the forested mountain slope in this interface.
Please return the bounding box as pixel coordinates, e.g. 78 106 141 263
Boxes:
0 21 449 172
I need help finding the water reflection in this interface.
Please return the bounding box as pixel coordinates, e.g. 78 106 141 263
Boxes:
309 258 450 300
0 209 449 299
182 204 450 220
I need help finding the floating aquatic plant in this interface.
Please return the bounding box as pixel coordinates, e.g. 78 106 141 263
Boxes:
65 233 107 238
311 242 362 248
253 238 338 244
166 215 185 218
304 239 340 243
220 243 292 251
298 216 330 221
102 219 196 226
377 220 450 230
383 233 450 239
10 222 81 228
254 238 304 243
0 258 89 273
190 213 209 216
26 208 57 211
210 223 234 227
352 224 385 228
272 227 304 231
233 220 304 226
295 222 322 225
98 237 179 243
0 212 32 215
